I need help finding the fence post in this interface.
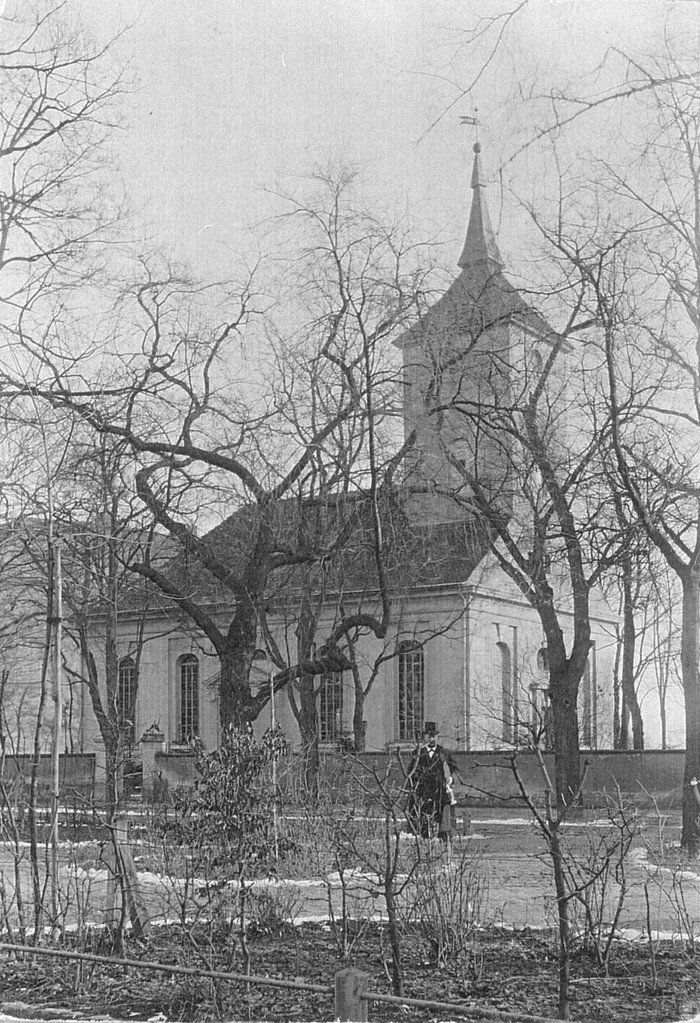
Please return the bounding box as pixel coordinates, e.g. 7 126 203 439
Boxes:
335 967 368 1022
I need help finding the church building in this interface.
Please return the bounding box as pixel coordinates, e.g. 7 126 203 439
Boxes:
103 143 616 769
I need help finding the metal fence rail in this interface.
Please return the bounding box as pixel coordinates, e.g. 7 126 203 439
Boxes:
0 940 570 1023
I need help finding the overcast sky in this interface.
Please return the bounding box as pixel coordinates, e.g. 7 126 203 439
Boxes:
73 1 698 280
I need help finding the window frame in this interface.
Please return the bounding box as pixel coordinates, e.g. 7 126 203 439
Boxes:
318 670 344 744
397 640 424 743
498 640 515 745
177 653 200 744
117 655 137 744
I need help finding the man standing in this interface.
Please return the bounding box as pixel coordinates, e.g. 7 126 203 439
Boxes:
407 722 458 843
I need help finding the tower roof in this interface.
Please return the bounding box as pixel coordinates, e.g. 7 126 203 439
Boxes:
458 142 504 271
396 140 557 352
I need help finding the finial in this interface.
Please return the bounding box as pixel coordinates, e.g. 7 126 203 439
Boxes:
473 141 481 154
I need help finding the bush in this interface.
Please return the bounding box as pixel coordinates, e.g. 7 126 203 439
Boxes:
167 724 293 878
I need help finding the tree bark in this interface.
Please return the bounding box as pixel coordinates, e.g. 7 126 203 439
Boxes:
550 671 581 809
681 572 700 855
659 698 667 752
619 697 630 751
219 646 258 729
298 672 319 795
620 559 645 749
613 631 622 749
352 686 366 752
296 584 320 796
541 613 585 808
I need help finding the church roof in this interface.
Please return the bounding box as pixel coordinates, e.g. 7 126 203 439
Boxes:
154 493 491 612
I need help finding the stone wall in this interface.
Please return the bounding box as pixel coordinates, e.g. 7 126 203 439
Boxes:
1 753 96 802
143 747 685 808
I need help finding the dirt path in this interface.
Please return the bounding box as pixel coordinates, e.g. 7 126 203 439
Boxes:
0 812 696 937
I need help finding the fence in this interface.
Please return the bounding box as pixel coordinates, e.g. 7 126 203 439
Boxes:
0 941 570 1023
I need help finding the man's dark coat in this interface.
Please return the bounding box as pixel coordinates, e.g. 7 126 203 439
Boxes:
407 743 456 839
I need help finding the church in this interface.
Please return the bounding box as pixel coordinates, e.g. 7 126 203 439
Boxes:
103 142 616 773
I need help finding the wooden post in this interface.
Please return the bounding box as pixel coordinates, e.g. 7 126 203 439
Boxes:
335 967 368 1022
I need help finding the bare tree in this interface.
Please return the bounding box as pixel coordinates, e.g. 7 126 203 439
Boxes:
0 2 123 321
521 73 700 849
608 83 700 853
14 174 436 734
432 331 621 805
56 435 156 816
648 568 683 752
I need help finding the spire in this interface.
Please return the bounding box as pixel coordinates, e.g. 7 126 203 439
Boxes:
458 142 504 271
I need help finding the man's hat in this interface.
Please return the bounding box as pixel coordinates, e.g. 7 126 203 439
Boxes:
423 721 438 736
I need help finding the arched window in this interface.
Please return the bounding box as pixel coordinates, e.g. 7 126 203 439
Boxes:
398 641 424 742
318 671 343 743
178 654 199 743
117 656 137 743
498 641 514 744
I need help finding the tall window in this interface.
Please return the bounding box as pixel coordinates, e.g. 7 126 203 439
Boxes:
498 641 514 744
579 645 597 748
398 641 424 741
117 656 137 743
318 671 343 743
178 654 199 743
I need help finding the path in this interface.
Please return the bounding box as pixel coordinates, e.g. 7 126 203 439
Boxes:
1 812 700 1023
1 810 696 937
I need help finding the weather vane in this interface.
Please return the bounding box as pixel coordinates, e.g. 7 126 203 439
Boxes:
459 111 480 148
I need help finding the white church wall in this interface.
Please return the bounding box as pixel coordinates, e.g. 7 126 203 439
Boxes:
85 548 619 784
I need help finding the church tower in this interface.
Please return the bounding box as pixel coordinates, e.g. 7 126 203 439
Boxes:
397 142 556 524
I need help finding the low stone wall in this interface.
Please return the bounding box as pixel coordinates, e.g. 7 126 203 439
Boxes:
0 753 96 802
451 749 685 807
144 746 686 808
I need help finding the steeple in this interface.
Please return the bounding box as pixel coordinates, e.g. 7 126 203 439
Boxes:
457 142 504 271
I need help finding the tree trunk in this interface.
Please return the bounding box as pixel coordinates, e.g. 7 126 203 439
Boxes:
219 646 257 729
613 632 622 749
104 736 120 820
549 670 581 809
620 696 630 751
352 684 366 751
621 565 645 749
680 572 700 855
659 696 667 751
298 672 320 795
296 584 320 796
549 827 572 1020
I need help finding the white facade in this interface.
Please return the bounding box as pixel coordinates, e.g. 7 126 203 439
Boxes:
83 552 616 765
